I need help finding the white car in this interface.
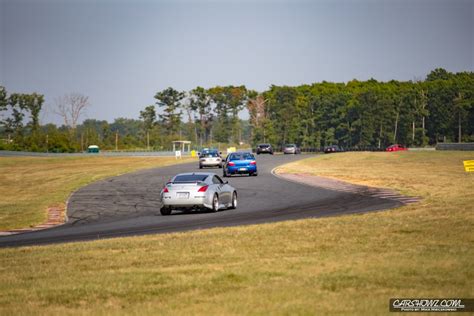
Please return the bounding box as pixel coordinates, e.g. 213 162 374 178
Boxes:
160 172 237 215
283 144 301 154
199 151 223 168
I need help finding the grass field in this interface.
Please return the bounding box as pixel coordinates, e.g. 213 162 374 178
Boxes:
0 156 193 230
0 151 472 315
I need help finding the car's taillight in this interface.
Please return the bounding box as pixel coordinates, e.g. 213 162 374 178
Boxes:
228 162 235 166
250 161 256 165
163 187 169 193
198 185 208 192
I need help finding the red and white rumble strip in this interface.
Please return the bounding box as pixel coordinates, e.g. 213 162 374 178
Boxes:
0 206 65 236
273 170 421 205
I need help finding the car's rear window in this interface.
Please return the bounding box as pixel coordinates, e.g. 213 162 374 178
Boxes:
286 144 295 147
173 174 208 182
258 144 270 148
230 153 255 160
203 152 219 158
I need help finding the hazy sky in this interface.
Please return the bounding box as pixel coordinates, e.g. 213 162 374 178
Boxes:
1 0 473 124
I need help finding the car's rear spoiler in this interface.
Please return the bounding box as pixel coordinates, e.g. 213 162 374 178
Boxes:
168 181 206 185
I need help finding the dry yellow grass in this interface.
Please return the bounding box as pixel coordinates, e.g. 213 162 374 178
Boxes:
0 151 472 315
278 151 473 204
0 156 193 230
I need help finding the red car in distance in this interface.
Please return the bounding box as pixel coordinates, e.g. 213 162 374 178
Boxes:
386 144 408 152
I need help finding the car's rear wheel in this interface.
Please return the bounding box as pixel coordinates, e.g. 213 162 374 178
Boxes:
218 163 223 168
160 206 172 216
252 172 258 176
211 194 219 212
199 164 203 169
229 192 237 209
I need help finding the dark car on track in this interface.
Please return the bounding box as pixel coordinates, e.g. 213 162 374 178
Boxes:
256 144 274 155
223 152 258 177
324 145 343 153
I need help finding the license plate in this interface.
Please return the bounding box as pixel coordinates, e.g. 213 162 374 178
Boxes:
239 167 247 171
177 192 189 199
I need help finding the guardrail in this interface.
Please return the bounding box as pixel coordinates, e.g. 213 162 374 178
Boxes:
0 150 190 157
5 144 469 158
436 143 474 151
253 147 388 153
408 147 436 151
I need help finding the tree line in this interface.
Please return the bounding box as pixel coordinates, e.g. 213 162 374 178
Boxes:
0 85 253 152
254 68 473 149
0 68 473 153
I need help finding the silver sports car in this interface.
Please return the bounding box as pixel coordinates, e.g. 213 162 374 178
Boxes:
283 144 301 154
199 151 223 169
160 172 237 215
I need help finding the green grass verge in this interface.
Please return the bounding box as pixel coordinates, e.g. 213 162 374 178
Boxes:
0 151 472 315
0 156 193 230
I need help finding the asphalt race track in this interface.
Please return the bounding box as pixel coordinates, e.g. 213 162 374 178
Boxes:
0 154 404 247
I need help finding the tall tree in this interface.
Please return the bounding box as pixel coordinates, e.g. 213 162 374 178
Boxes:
54 93 90 129
154 87 185 136
0 86 9 135
247 92 268 145
25 93 44 133
0 86 7 112
4 93 28 142
225 86 248 144
139 105 157 149
208 86 230 143
412 83 429 146
189 87 213 147
426 79 456 142
426 68 452 81
265 85 298 146
207 85 248 144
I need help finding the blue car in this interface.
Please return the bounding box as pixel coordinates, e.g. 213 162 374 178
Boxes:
223 152 258 177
